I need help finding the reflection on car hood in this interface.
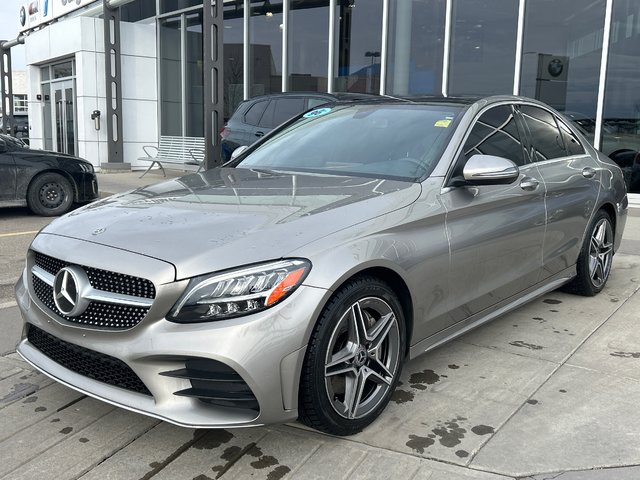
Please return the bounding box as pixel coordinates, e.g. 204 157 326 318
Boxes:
42 168 421 280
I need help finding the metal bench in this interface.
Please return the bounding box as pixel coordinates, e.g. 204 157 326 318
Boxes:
138 136 205 178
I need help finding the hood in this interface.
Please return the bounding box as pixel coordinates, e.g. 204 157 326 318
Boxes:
42 168 421 280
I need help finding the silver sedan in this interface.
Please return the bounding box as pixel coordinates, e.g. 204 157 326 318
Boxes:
15 95 628 436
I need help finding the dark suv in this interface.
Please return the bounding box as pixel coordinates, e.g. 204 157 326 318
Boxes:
220 92 373 162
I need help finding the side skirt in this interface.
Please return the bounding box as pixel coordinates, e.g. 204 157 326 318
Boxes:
409 266 575 360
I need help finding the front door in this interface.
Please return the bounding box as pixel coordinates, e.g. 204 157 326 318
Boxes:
441 104 546 323
0 146 17 201
52 80 77 156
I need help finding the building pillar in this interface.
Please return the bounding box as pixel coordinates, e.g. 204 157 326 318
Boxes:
392 0 412 95
0 44 14 135
101 0 130 171
203 0 224 169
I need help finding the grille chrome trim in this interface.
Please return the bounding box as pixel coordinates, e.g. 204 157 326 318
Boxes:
31 264 154 309
32 265 54 285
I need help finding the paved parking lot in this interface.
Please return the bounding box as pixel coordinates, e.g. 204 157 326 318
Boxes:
1 172 640 479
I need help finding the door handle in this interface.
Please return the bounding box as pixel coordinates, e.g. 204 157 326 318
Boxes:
582 167 597 178
255 131 264 137
520 176 540 191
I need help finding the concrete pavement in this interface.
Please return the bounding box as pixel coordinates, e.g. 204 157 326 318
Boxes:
1 171 640 479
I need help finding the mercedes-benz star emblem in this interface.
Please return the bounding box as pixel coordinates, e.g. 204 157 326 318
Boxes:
53 266 91 317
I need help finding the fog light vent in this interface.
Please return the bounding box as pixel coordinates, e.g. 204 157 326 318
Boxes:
160 358 259 412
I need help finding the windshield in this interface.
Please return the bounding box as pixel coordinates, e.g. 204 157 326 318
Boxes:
236 103 462 181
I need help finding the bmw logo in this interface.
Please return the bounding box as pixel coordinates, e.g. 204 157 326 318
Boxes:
20 6 26 26
548 58 564 78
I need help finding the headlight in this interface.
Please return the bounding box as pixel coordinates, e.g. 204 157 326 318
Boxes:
168 259 311 323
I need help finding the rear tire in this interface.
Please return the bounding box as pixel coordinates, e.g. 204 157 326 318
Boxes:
563 210 614 296
298 276 406 436
27 173 74 217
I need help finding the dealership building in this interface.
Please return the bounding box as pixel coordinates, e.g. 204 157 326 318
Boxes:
8 0 640 196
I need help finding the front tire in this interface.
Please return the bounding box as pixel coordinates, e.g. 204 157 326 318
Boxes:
564 209 614 296
298 276 406 436
27 173 74 217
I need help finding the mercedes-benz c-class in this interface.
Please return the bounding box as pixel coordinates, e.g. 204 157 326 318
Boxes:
15 96 627 435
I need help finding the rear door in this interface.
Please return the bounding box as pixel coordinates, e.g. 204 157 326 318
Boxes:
441 104 546 322
517 104 600 280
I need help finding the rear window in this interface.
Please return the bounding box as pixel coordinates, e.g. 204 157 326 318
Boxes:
236 104 463 181
243 100 268 126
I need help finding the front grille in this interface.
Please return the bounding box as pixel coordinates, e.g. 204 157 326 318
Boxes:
27 324 151 396
31 251 155 330
161 358 260 412
32 276 149 329
35 252 156 299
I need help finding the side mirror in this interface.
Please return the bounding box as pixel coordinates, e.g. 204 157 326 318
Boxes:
230 145 249 160
462 154 519 185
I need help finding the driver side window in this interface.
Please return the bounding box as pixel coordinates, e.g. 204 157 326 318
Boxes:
462 105 526 166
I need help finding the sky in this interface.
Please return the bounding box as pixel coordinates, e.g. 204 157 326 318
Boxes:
0 0 27 70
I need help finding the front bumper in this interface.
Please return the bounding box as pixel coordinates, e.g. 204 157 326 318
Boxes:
14 236 329 428
72 172 99 203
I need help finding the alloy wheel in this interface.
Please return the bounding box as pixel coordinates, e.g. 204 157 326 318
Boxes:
324 296 401 420
588 218 613 289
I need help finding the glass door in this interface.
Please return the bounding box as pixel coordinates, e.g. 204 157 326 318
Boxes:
52 80 77 155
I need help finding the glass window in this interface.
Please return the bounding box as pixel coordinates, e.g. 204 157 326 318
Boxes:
289 0 329 92
557 117 586 156
244 100 269 126
159 16 183 136
250 0 283 97
185 12 203 137
224 1 244 120
160 0 201 14
237 104 463 180
259 97 306 128
387 0 446 95
335 0 383 94
121 0 156 22
520 105 567 162
519 0 605 130
53 61 73 79
449 0 518 95
601 0 640 194
463 105 525 166
41 66 50 81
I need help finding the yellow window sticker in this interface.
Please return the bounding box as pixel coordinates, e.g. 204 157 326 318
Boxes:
434 119 452 128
